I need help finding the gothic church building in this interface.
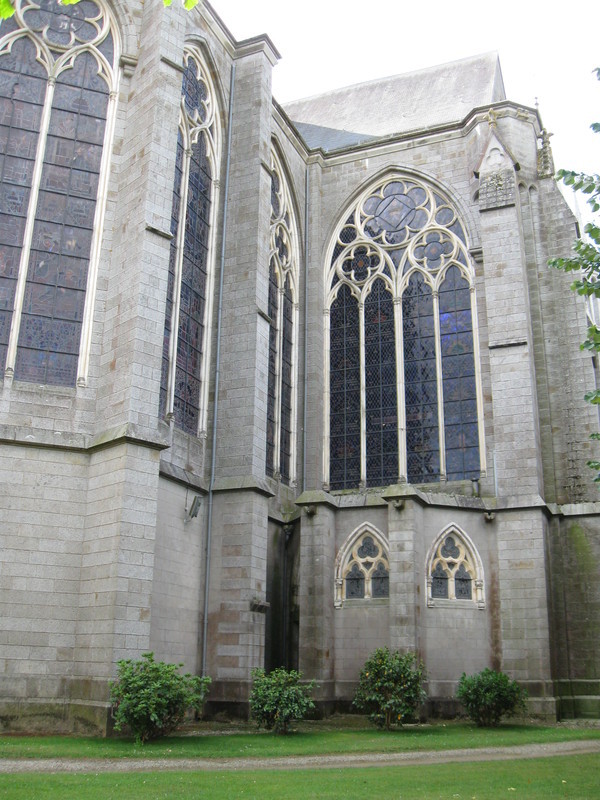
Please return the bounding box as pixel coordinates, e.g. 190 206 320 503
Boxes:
1 0 599 732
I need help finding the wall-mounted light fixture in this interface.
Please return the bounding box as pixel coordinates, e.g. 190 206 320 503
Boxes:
187 495 202 520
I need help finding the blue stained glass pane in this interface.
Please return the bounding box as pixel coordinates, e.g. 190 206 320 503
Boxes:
14 50 109 386
330 284 360 489
171 135 211 435
23 0 101 49
0 36 46 375
266 259 278 477
364 279 397 487
182 60 208 119
440 266 479 480
279 275 293 484
403 272 439 483
270 171 280 220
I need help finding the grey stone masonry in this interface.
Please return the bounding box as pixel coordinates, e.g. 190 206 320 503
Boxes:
297 497 336 699
215 42 278 480
479 133 542 497
384 486 419 653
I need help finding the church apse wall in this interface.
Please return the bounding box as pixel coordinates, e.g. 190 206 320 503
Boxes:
1 0 599 732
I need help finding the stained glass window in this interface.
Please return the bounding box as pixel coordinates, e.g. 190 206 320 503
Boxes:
365 279 397 486
0 36 46 375
329 284 360 490
266 260 278 476
265 149 299 484
280 275 294 483
0 0 116 385
439 266 479 480
431 562 449 598
15 51 109 385
327 176 481 489
172 136 211 434
160 47 219 435
345 562 365 599
371 561 390 598
455 562 472 599
403 272 439 483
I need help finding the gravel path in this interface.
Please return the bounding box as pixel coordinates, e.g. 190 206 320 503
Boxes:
1 740 599 774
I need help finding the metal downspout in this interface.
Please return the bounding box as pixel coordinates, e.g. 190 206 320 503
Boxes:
201 62 236 677
302 165 310 492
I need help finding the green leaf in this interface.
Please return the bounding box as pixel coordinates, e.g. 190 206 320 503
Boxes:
584 390 600 405
0 0 15 18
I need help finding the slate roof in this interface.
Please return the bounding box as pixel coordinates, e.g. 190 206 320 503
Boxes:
283 53 505 152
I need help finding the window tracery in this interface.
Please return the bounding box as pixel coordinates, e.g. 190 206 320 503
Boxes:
325 175 484 489
0 0 119 386
160 45 220 436
425 525 484 608
334 524 390 607
265 147 299 484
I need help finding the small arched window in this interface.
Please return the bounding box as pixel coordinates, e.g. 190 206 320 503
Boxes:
425 524 485 608
335 524 390 608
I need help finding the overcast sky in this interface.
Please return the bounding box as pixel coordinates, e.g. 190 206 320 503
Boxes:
213 0 599 198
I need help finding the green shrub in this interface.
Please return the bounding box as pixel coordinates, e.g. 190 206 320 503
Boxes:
249 667 316 734
110 652 211 743
353 647 427 730
457 668 528 727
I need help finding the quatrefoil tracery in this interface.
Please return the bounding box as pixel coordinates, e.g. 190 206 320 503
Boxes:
328 177 472 301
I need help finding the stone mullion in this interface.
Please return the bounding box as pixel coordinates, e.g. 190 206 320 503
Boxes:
166 137 191 419
394 295 407 482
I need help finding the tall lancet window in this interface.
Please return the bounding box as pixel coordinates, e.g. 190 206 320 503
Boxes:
325 175 484 489
0 0 119 386
160 46 220 436
265 148 299 484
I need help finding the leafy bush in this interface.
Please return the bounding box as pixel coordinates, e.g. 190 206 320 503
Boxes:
110 652 211 743
457 668 527 727
353 647 427 729
249 667 316 734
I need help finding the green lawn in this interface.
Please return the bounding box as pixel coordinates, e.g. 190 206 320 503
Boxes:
0 754 598 799
1 721 599 761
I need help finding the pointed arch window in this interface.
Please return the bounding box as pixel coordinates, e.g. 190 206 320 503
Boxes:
265 148 299 484
0 0 119 386
325 176 484 489
160 46 220 436
425 525 485 608
334 524 390 607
